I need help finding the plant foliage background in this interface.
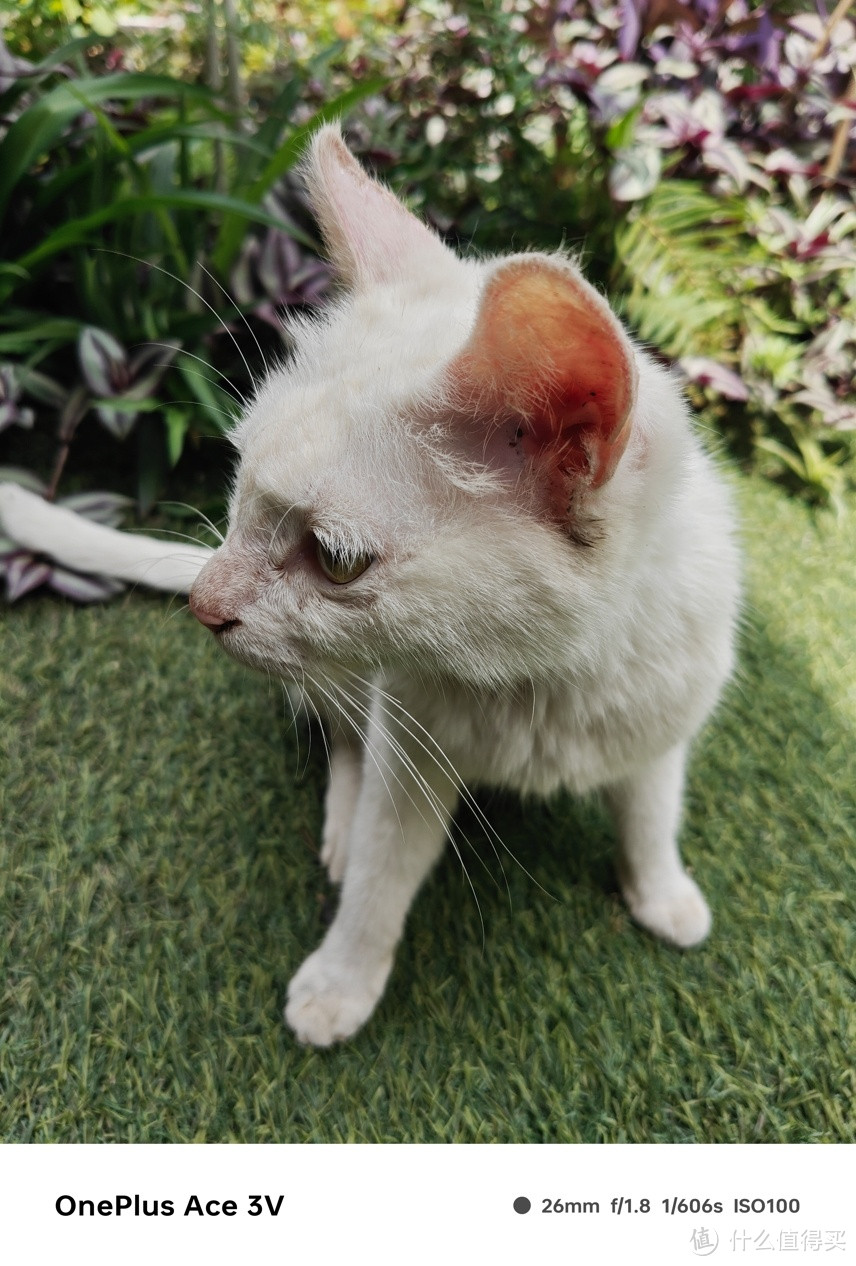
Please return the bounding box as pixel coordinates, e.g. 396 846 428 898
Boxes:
1 0 855 603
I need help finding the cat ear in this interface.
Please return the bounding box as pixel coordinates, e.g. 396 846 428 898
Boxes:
303 124 454 289
450 255 638 497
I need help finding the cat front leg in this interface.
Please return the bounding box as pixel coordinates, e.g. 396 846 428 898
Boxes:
319 730 364 883
606 742 712 948
286 714 458 1046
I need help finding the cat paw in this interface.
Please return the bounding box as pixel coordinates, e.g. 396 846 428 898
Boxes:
623 872 711 948
284 948 392 1046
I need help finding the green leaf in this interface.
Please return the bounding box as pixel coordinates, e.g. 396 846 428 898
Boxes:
136 415 168 516
0 35 100 117
756 437 808 479
605 103 642 153
0 317 84 354
91 397 162 414
15 367 66 408
177 359 237 435
231 74 308 191
212 77 386 272
13 190 316 273
164 407 192 468
30 122 272 219
0 73 221 227
614 180 754 358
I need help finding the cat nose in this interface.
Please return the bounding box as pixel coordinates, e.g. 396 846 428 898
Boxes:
188 592 240 634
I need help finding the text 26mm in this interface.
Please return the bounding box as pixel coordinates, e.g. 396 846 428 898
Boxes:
542 1199 600 1214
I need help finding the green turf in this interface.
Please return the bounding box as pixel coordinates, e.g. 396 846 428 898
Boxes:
1 472 854 1143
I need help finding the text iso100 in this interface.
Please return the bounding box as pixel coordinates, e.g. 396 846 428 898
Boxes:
734 1198 801 1214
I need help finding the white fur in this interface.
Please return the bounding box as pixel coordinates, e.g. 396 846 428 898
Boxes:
0 126 739 1046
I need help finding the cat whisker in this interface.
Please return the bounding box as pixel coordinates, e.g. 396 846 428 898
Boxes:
300 673 331 776
306 670 486 943
116 550 213 595
266 503 300 566
141 526 222 551
373 717 502 915
196 259 271 379
95 248 259 396
349 678 506 911
161 396 242 427
116 337 245 413
304 671 416 872
525 670 537 732
296 666 327 781
345 670 556 904
331 672 496 910
156 503 226 546
162 599 192 625
168 354 248 410
267 667 308 782
283 675 311 781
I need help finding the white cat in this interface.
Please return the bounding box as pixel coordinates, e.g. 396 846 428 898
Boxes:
0 125 740 1046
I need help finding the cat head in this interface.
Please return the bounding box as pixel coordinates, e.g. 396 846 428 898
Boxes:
189 125 653 690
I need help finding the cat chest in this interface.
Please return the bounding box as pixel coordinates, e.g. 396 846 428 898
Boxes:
381 676 688 799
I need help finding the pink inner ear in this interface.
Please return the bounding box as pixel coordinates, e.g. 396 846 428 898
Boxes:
452 259 637 498
305 126 453 289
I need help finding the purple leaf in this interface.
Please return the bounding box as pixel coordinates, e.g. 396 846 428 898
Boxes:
251 302 282 330
258 232 300 300
0 365 36 431
294 265 331 305
95 403 138 440
0 402 30 432
643 91 724 148
79 327 130 396
763 148 815 177
0 467 46 494
230 238 259 307
609 145 662 201
679 358 750 401
58 491 133 526
701 138 767 192
590 62 649 123
754 12 782 74
128 343 180 396
5 554 52 601
60 384 90 437
617 0 643 60
724 82 788 106
791 386 856 431
48 568 126 603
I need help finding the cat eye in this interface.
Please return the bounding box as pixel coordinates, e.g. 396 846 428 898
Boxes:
314 536 374 585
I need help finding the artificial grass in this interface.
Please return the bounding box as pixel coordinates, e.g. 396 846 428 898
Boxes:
0 472 853 1143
